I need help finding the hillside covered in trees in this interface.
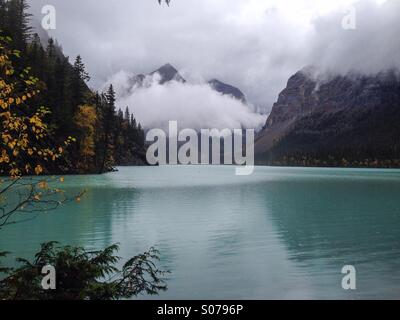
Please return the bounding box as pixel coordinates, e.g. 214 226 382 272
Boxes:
0 0 146 175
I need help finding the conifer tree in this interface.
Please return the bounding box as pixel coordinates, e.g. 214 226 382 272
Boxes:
3 0 32 50
124 106 130 121
99 85 117 172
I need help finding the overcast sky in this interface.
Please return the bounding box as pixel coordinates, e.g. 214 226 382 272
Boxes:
27 0 399 128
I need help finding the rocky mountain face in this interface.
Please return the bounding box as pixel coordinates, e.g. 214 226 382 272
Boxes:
255 68 400 167
125 63 246 102
208 79 246 102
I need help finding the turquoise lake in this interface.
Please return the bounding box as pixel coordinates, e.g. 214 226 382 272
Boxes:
1 166 400 299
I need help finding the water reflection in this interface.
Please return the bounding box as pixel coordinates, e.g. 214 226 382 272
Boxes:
1 166 400 299
260 177 400 298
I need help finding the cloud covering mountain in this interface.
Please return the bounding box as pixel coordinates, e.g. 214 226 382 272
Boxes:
104 67 265 131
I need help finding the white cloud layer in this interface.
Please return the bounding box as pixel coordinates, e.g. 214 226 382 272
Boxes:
109 73 266 131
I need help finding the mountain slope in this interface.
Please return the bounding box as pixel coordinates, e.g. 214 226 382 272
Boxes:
255 68 400 167
208 79 246 102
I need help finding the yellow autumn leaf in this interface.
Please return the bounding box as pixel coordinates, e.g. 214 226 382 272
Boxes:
34 165 43 175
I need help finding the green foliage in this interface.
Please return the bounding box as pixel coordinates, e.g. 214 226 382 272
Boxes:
0 242 169 300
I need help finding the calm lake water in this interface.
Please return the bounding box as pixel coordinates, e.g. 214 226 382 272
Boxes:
1 166 400 299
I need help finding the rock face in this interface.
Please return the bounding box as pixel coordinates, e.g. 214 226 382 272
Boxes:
255 68 400 167
208 79 246 102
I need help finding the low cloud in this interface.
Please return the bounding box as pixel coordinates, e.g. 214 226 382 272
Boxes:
107 73 266 131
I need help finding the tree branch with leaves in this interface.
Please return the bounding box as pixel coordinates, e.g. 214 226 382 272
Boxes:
0 32 79 228
0 242 168 300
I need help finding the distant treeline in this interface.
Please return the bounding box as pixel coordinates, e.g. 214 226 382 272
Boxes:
256 104 400 168
0 0 146 174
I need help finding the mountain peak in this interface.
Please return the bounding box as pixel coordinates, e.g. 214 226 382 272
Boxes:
161 62 175 70
151 63 186 84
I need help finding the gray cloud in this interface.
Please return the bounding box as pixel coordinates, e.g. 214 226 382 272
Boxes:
310 0 400 76
28 0 399 117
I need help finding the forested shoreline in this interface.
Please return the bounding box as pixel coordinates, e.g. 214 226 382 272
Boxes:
0 0 146 175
